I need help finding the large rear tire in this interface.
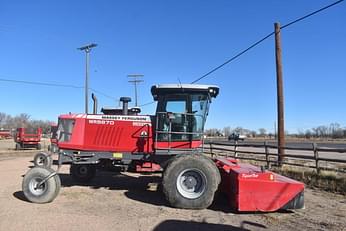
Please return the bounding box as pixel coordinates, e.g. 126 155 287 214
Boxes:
162 154 220 209
33 152 52 168
70 164 96 182
22 167 61 203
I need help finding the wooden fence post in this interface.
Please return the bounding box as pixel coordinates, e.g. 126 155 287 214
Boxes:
209 143 213 158
234 140 238 158
264 141 270 168
313 143 320 174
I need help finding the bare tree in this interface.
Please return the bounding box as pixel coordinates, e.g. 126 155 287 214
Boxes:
205 128 222 137
250 130 257 137
0 112 54 134
233 127 244 135
305 129 312 139
0 113 6 127
222 126 231 137
258 128 267 137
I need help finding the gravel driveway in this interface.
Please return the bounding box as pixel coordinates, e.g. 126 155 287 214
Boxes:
0 150 345 231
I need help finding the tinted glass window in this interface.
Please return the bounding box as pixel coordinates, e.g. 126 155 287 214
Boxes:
57 119 75 142
191 95 209 139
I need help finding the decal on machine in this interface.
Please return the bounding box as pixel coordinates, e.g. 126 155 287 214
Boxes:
87 114 150 122
88 120 115 125
140 131 148 137
241 173 259 178
133 122 152 127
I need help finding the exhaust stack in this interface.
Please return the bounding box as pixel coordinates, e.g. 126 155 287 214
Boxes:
120 97 131 115
92 93 98 114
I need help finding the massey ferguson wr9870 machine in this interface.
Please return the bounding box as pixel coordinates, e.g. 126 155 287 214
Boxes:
22 84 304 212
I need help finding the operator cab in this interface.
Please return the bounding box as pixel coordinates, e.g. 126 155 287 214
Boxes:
151 84 219 150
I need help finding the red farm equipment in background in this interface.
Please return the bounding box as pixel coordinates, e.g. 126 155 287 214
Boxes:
22 84 304 212
14 127 42 150
0 129 12 139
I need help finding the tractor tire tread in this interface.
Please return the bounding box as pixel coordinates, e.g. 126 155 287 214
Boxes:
22 167 60 203
162 154 220 209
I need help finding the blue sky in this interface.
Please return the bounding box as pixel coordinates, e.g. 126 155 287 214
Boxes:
0 0 345 133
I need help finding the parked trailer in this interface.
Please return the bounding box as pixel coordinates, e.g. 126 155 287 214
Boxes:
22 84 304 211
14 127 42 150
0 129 12 139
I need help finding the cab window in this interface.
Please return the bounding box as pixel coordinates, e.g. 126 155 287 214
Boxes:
157 96 188 141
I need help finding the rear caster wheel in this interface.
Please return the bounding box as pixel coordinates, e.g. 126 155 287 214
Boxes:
33 152 52 168
22 167 61 203
70 164 96 182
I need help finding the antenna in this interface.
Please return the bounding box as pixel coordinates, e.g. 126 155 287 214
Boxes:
177 78 182 88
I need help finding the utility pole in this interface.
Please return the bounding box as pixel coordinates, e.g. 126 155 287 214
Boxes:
274 22 285 166
78 43 97 114
274 121 277 139
127 74 144 107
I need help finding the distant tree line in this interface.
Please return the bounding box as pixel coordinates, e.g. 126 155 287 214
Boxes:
296 123 346 139
0 112 54 134
205 126 270 138
206 123 346 139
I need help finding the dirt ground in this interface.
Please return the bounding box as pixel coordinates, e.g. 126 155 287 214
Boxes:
0 140 346 231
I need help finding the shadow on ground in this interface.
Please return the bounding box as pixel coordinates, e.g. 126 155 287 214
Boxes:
57 170 243 212
14 166 293 217
61 171 169 207
152 219 267 231
13 167 259 213
13 191 29 202
14 167 241 212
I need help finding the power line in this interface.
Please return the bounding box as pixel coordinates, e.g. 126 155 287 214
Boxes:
280 0 344 30
139 101 156 107
0 77 83 89
0 77 116 100
191 32 274 84
89 88 116 100
191 0 344 84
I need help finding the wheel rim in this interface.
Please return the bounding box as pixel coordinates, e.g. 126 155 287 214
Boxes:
176 168 207 199
29 177 47 196
78 166 88 176
37 156 45 166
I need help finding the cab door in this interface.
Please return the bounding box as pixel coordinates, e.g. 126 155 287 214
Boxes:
155 95 191 149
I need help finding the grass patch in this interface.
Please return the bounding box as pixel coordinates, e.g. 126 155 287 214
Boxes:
205 153 346 194
272 166 346 195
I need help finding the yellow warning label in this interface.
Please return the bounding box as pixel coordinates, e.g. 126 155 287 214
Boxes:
113 153 123 159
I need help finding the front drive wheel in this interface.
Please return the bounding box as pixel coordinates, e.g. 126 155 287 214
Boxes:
162 154 221 209
33 152 52 168
22 167 61 203
70 164 96 182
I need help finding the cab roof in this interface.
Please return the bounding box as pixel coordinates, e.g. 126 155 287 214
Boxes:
151 84 219 100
